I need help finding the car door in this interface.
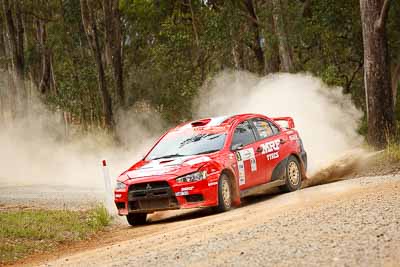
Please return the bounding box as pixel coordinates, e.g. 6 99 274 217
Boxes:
230 120 259 189
251 117 286 183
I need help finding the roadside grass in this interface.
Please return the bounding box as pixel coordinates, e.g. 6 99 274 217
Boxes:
384 141 400 162
358 140 400 177
0 205 111 265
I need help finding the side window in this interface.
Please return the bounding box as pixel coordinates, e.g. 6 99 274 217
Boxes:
231 120 256 147
269 122 280 135
252 118 275 140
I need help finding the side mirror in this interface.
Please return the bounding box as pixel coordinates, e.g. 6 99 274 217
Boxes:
231 143 244 151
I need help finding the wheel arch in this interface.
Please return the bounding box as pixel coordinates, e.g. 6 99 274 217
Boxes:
289 153 307 180
220 168 241 205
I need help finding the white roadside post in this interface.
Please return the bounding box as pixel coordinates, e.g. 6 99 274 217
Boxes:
102 160 114 214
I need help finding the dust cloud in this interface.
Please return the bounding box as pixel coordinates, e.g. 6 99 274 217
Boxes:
0 70 365 197
0 97 161 189
195 71 364 174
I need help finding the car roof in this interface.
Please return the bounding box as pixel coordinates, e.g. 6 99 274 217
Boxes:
171 113 269 133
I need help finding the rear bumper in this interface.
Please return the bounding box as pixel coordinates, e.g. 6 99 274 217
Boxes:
114 173 219 215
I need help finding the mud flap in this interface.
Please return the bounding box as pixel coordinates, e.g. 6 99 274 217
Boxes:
271 158 288 182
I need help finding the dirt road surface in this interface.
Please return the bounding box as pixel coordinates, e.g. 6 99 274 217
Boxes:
0 185 103 211
21 173 399 267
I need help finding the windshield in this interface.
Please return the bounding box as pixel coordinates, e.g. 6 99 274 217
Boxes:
146 131 227 160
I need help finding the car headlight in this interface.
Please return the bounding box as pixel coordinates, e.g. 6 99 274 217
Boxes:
115 181 127 190
176 171 207 183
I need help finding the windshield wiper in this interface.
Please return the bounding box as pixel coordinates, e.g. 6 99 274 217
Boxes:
194 149 220 155
151 154 186 160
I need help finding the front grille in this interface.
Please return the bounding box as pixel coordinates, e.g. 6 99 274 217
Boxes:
128 181 179 212
129 181 171 198
130 181 170 191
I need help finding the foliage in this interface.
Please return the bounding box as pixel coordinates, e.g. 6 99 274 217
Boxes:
0 0 399 132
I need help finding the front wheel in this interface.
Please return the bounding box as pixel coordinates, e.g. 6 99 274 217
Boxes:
280 156 302 192
215 174 233 212
126 213 147 226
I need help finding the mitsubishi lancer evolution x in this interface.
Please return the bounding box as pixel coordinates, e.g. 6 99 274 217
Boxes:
114 114 307 226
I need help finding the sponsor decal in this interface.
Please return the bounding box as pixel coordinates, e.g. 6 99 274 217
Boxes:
260 139 281 161
267 152 279 160
236 148 255 161
250 158 257 172
238 161 245 185
176 186 194 196
208 181 218 186
175 191 189 196
260 139 280 154
235 148 258 185
181 186 194 191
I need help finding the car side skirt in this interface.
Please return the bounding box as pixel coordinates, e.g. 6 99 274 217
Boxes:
239 179 286 198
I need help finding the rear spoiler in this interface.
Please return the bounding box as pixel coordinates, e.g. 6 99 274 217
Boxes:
272 117 295 129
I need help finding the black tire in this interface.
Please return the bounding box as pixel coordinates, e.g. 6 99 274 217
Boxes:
280 156 302 193
216 174 233 212
126 213 147 226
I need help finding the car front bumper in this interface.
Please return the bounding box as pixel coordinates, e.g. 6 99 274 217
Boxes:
114 172 220 215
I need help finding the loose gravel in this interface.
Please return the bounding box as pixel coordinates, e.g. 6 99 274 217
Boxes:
0 185 104 210
39 174 400 267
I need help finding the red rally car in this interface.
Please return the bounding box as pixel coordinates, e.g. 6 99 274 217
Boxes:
114 113 307 226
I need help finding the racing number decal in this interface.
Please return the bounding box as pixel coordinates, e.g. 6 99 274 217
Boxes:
236 148 257 185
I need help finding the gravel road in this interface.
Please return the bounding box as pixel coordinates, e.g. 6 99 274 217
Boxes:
33 173 400 267
0 185 104 210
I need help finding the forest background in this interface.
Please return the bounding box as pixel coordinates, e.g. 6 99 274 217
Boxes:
0 0 399 148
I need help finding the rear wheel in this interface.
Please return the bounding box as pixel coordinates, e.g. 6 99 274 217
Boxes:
216 174 232 212
126 213 147 226
280 156 302 192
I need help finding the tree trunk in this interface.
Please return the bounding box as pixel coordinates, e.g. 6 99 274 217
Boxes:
360 0 395 148
301 0 312 18
36 20 56 94
0 17 17 121
272 0 294 72
0 88 4 124
232 42 245 70
264 0 280 73
230 20 245 70
2 0 27 117
188 0 203 68
391 63 400 106
80 0 114 130
0 16 9 122
103 0 125 107
244 0 265 74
